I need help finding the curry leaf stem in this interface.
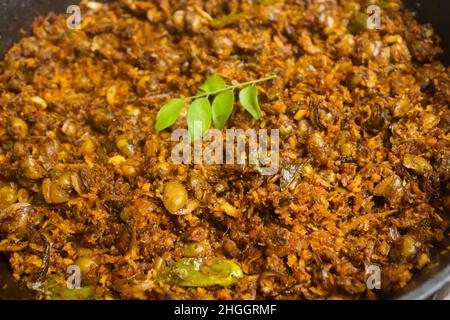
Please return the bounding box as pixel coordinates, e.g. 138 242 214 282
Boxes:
185 75 277 101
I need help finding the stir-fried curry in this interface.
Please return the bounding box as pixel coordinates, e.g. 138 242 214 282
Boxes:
0 0 449 299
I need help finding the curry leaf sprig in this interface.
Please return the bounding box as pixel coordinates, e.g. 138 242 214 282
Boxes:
154 74 277 141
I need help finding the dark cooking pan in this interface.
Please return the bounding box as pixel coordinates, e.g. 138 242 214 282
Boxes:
0 0 448 300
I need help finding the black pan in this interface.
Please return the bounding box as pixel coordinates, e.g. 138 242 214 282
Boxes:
0 0 448 300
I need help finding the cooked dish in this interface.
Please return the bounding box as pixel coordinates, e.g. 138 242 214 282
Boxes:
0 0 449 300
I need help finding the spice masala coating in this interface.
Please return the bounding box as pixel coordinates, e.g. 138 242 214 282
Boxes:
0 0 449 299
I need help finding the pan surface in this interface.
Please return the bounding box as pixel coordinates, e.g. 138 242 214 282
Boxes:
0 0 448 300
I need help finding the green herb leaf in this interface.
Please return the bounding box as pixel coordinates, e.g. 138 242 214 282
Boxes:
158 258 243 287
212 90 234 129
50 286 94 300
239 86 262 120
44 276 94 300
154 75 276 138
198 75 226 93
187 98 212 141
154 98 184 132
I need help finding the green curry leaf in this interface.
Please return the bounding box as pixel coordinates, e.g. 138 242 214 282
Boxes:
239 86 262 120
159 258 243 287
154 98 184 132
187 98 212 141
212 90 234 129
199 75 226 94
50 286 94 300
44 276 94 300
154 75 276 138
